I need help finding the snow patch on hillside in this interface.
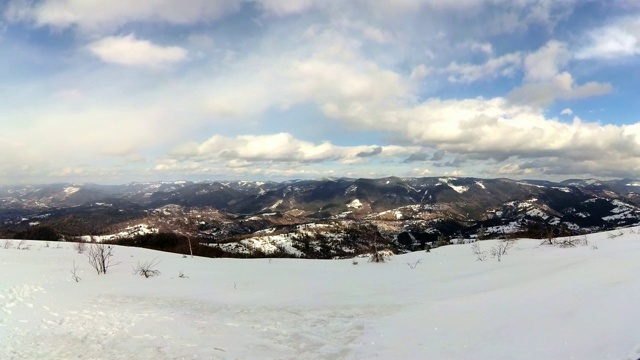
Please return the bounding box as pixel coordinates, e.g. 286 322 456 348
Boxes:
449 184 469 194
518 182 546 188
269 200 283 210
345 185 358 195
603 200 639 221
63 186 80 195
212 234 304 257
80 224 158 242
553 187 572 193
347 199 363 209
438 178 468 193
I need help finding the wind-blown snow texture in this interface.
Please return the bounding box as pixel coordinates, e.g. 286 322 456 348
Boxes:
2 229 640 359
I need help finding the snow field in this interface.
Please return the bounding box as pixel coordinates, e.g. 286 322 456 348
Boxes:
1 228 640 359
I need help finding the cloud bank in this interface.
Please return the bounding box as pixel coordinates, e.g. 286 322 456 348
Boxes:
0 0 639 183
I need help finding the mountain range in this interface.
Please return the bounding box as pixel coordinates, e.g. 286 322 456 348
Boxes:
2 177 640 256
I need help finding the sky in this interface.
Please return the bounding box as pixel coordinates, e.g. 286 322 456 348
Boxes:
2 0 640 184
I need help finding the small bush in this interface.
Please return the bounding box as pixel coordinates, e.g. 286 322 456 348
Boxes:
472 242 487 261
17 240 27 250
133 259 161 278
490 240 514 262
70 261 81 282
557 237 580 248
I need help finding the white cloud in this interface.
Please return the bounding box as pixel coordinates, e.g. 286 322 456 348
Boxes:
4 0 241 32
509 72 612 106
1 0 636 183
467 41 493 55
560 108 573 116
576 23 640 60
445 52 522 83
503 41 613 106
523 40 569 82
167 133 418 164
88 34 187 68
258 0 315 16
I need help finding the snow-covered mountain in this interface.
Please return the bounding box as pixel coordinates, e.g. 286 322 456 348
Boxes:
3 177 640 253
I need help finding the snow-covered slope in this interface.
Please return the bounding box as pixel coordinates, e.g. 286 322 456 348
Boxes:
2 229 640 359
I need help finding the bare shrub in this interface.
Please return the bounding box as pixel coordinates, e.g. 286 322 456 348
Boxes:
364 225 393 263
541 226 556 245
70 261 81 282
17 240 27 250
178 270 188 278
352 259 359 265
607 229 624 239
580 235 589 246
369 250 389 263
3 240 12 249
133 258 161 278
74 241 87 254
471 242 487 261
490 240 514 262
406 259 422 269
557 237 580 248
86 243 118 274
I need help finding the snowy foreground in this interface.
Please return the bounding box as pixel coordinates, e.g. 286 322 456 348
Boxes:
2 230 640 360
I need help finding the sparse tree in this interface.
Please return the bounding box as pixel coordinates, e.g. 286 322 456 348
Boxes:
490 240 514 262
86 243 118 274
363 223 389 263
541 225 556 245
70 261 81 282
186 235 193 258
472 242 487 261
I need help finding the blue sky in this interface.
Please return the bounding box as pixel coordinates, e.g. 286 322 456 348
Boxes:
1 0 640 184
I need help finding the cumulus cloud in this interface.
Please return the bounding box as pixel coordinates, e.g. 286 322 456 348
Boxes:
167 133 418 165
509 72 612 106
505 41 612 106
4 0 241 32
445 52 522 83
576 18 640 60
258 0 315 16
88 34 187 67
523 40 569 82
1 0 637 183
